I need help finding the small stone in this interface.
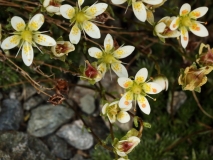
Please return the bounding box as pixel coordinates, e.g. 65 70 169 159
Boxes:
57 120 94 150
80 94 96 114
23 95 44 110
0 131 56 160
27 104 74 137
47 134 72 159
0 99 23 131
24 86 37 100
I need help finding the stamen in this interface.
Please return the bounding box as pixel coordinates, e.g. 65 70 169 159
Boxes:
124 5 130 14
15 41 24 58
146 94 156 101
32 42 43 54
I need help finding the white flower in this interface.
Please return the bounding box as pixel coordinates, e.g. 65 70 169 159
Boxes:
155 16 180 38
60 0 108 44
170 3 208 48
51 41 75 57
88 34 135 78
43 0 64 15
111 0 163 22
0 14 56 66
118 68 162 115
102 101 131 123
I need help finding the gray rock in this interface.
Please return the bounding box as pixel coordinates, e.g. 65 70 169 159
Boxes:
47 134 72 159
24 85 37 100
0 131 56 160
57 120 94 150
27 104 74 137
23 95 44 110
0 99 23 131
80 94 96 114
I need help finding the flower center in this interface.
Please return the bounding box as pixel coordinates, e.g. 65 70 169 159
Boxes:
102 53 117 64
108 104 119 115
55 44 68 54
76 11 88 24
121 141 134 152
131 84 142 95
181 16 192 27
21 30 32 43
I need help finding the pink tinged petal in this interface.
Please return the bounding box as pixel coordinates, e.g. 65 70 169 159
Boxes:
102 103 109 114
69 25 81 44
94 71 103 82
180 3 191 16
97 63 107 76
142 0 163 5
11 16 26 31
180 27 189 48
189 22 208 37
119 91 133 109
104 34 113 52
117 77 133 89
28 14 44 31
88 47 103 59
132 1 147 22
117 111 130 123
78 0 84 7
113 46 135 59
170 17 180 30
137 95 150 115
85 3 108 17
111 0 127 4
60 4 75 19
83 21 100 39
155 22 166 33
33 34 56 46
43 0 50 7
125 136 140 154
1 35 21 50
190 7 208 19
111 63 128 78
135 68 148 84
46 6 60 13
144 82 162 94
22 42 34 66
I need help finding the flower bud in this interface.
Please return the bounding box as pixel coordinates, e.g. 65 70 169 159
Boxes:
43 0 64 15
197 43 213 67
85 61 99 79
153 75 169 91
51 41 75 57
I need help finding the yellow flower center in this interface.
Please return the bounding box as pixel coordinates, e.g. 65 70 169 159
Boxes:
21 30 32 43
181 16 192 27
131 84 142 95
75 11 89 24
102 53 117 64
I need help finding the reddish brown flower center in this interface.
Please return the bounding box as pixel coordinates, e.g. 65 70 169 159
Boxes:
50 0 60 7
121 141 134 152
85 62 98 79
55 44 68 54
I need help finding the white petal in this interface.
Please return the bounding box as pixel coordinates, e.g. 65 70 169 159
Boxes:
88 47 103 59
113 46 135 59
43 0 50 7
1 35 21 49
11 16 26 31
137 95 150 115
155 22 166 33
33 34 56 46
102 103 109 114
117 111 130 123
60 4 75 19
85 3 108 17
94 71 103 82
28 14 44 31
107 113 116 123
180 27 189 48
97 63 107 75
22 42 34 66
153 76 169 91
180 3 191 16
189 22 208 37
119 91 133 109
111 0 127 4
132 1 146 22
78 0 84 7
69 25 81 44
117 77 133 89
143 82 162 94
46 6 60 13
142 0 163 5
190 7 208 19
111 63 128 78
83 21 100 39
135 68 148 84
169 17 180 30
109 101 119 106
104 34 113 52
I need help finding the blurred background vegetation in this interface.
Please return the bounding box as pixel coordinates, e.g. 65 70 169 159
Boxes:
0 0 213 160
